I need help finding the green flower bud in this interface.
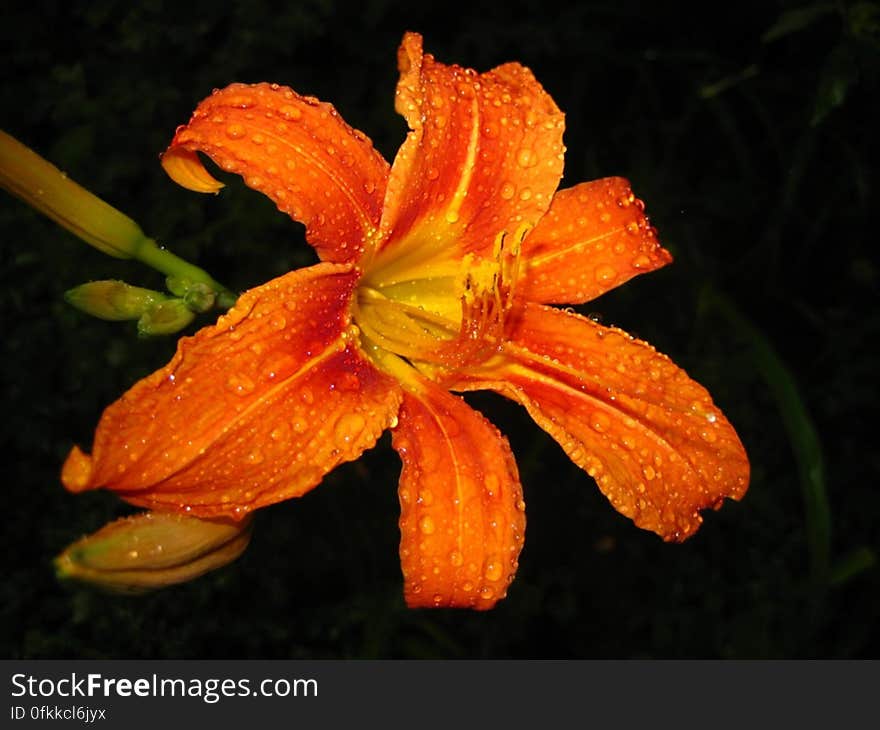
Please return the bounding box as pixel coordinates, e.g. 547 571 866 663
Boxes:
0 130 147 259
55 511 253 594
165 275 192 297
137 298 196 336
183 282 216 313
64 280 167 321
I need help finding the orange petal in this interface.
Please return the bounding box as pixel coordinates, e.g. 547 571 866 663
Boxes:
62 263 402 518
456 303 749 541
520 178 672 304
162 83 390 263
391 378 525 609
371 32 565 281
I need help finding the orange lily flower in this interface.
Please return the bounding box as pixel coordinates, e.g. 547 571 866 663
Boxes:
61 33 749 609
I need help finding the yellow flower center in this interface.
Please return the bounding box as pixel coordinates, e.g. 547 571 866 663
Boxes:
352 227 527 380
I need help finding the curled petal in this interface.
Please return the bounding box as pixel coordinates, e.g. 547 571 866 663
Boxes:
55 511 253 594
520 178 672 304
391 376 525 609
162 83 390 263
456 303 749 541
62 263 402 518
370 32 565 284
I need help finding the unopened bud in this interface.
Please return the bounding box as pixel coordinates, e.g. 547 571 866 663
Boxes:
55 511 253 593
137 298 196 336
64 280 167 321
183 282 216 313
165 275 191 297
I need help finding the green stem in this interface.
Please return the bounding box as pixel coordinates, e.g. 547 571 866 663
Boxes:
0 129 237 308
126 236 237 307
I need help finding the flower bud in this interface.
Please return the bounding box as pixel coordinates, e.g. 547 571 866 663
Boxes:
64 280 167 321
0 130 148 259
137 298 196 336
55 511 253 593
183 282 216 313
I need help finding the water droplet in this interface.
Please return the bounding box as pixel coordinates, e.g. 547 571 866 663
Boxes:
334 413 366 444
485 560 503 582
500 182 516 200
419 516 436 535
426 166 439 180
247 450 264 464
479 586 495 600
643 465 656 480
625 221 640 236
519 187 532 201
301 388 314 404
251 133 265 145
227 373 256 395
417 489 433 505
617 192 635 208
594 265 617 284
631 254 651 269
445 209 460 224
225 123 245 139
449 551 464 567
591 411 611 433
279 104 302 120
516 148 535 167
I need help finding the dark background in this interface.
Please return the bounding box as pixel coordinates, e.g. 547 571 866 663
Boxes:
1 0 877 658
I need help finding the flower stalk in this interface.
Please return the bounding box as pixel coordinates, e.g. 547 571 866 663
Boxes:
0 129 237 310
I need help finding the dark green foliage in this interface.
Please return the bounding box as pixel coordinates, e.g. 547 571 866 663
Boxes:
1 0 877 658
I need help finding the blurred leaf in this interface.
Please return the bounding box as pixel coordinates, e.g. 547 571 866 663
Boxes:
812 43 859 124
699 64 759 99
762 3 836 43
830 547 876 587
705 288 831 590
848 2 880 42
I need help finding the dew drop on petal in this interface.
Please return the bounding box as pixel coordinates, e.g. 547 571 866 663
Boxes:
516 148 535 167
594 265 617 284
334 413 366 445
419 516 436 535
591 411 612 433
226 373 256 395
485 561 503 582
225 123 245 139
